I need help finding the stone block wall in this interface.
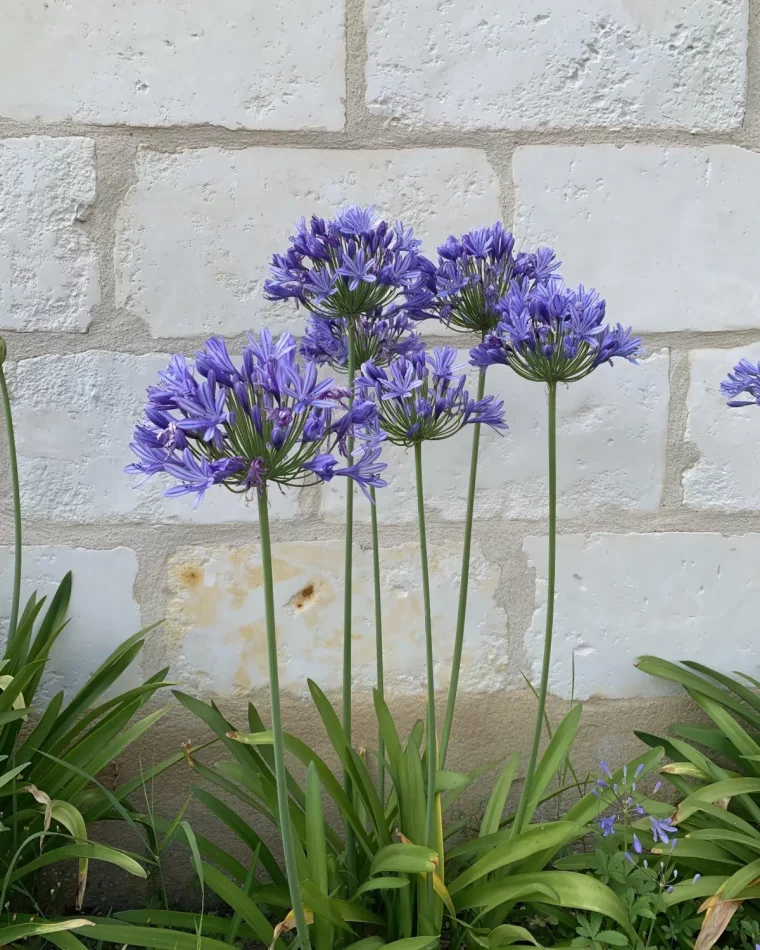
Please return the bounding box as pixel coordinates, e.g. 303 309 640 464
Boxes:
1 1 759 810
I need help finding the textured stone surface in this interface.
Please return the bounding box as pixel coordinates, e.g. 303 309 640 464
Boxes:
523 532 760 699
365 0 747 131
683 343 760 509
9 352 299 524
322 350 669 522
165 540 507 696
0 546 142 697
514 145 760 333
115 147 501 337
0 137 99 332
0 1 344 129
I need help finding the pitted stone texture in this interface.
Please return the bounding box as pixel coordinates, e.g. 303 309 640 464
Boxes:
0 547 142 697
322 350 669 523
365 0 747 131
524 532 760 700
115 147 500 338
683 343 760 509
0 1 344 130
515 145 760 333
0 137 99 332
9 351 298 524
166 540 507 696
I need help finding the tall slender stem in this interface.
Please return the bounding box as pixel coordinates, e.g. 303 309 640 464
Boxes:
369 485 385 801
342 318 357 890
414 444 437 856
0 355 22 645
440 367 486 767
256 489 311 950
513 380 557 837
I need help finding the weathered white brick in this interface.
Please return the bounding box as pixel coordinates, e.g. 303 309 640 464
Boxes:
683 343 760 509
9 351 299 524
0 547 142 697
322 350 669 522
166 540 507 696
0 137 99 332
115 147 501 338
524 532 760 700
515 145 760 333
365 1 747 131
0 1 344 130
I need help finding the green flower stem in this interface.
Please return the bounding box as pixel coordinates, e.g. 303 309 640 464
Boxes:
342 318 357 891
513 380 557 837
256 488 311 950
440 366 487 767
0 358 22 645
369 485 385 800
414 443 437 862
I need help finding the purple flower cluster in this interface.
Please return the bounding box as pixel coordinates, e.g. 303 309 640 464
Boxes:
412 223 561 336
357 345 507 446
721 358 760 407
127 330 386 506
470 281 643 383
301 311 423 372
264 206 430 320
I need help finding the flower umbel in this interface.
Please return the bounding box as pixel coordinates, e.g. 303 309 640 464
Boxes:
470 280 643 383
412 223 561 336
357 346 507 447
721 358 760 407
264 206 429 320
301 310 423 372
127 331 386 505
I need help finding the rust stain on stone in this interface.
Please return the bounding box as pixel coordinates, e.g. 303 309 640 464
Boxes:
177 563 204 588
228 621 268 691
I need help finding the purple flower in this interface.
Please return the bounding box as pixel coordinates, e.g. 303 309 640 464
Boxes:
598 815 615 837
410 223 559 336
264 206 430 320
650 815 678 846
127 330 387 504
632 833 643 854
358 346 507 447
721 358 760 407
301 311 423 372
470 281 643 384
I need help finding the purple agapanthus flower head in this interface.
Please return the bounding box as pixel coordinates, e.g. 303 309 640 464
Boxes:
470 280 643 384
649 815 678 847
301 310 424 372
127 330 387 505
721 358 760 407
357 345 508 447
264 206 430 320
408 223 561 336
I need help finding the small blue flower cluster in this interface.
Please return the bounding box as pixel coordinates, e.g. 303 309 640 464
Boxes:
722 358 760 407
470 282 643 383
301 311 423 371
409 223 560 335
594 761 679 881
264 206 429 320
127 331 386 505
357 347 507 447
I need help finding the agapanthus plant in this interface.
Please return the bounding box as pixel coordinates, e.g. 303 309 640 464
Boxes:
266 206 429 881
302 307 423 803
470 278 643 838
410 225 562 767
358 345 506 921
128 330 388 950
